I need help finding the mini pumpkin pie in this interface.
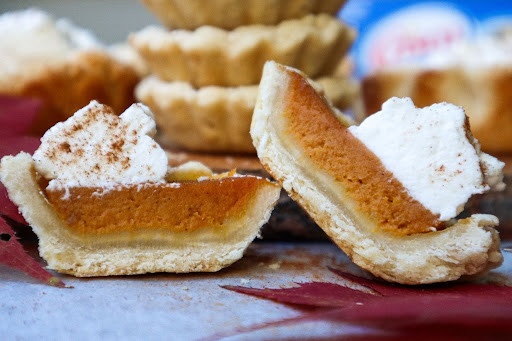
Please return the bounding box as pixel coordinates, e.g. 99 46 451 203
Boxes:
362 37 512 153
0 9 139 133
140 0 347 30
251 61 505 284
129 14 355 87
2 51 139 135
136 75 357 153
0 101 280 277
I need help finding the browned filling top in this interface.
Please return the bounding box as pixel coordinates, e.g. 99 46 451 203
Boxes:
43 177 265 235
282 70 444 235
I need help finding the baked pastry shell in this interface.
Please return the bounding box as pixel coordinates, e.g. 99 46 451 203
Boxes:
140 0 347 30
130 14 355 87
136 75 357 153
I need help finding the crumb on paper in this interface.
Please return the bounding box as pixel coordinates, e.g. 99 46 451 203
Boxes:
268 262 281 270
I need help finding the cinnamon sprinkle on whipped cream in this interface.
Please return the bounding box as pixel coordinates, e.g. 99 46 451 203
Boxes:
33 101 168 189
349 97 505 221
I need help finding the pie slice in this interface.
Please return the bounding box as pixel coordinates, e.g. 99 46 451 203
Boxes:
0 101 280 277
251 61 504 284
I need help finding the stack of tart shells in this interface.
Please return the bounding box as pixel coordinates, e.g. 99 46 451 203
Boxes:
132 0 358 153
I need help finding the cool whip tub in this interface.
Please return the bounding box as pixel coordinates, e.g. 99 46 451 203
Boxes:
339 0 512 77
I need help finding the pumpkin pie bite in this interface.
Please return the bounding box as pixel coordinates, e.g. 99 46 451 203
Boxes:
251 61 504 284
0 101 280 277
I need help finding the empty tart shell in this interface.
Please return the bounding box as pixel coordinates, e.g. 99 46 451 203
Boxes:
250 61 502 284
140 0 347 30
0 153 280 276
0 50 139 134
130 14 355 87
362 67 512 153
136 75 357 153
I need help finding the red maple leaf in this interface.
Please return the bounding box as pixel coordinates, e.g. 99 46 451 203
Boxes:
0 216 65 287
0 95 42 137
0 94 65 287
0 95 41 223
220 267 512 339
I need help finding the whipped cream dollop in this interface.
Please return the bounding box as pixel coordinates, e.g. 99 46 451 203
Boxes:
384 36 512 71
349 97 505 221
423 37 512 69
33 101 168 188
0 8 102 81
0 8 101 54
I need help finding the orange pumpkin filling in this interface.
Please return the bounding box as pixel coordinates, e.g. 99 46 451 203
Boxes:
282 70 443 235
43 176 265 235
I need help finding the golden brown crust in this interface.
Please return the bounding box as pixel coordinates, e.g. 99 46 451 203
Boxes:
0 50 139 134
362 67 512 152
141 0 347 30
